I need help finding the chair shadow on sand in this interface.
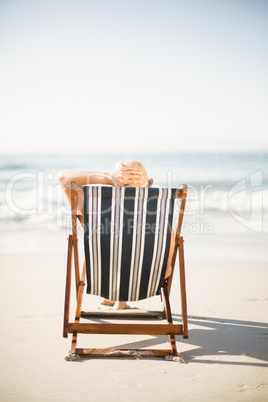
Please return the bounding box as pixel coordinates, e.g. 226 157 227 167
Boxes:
108 314 268 366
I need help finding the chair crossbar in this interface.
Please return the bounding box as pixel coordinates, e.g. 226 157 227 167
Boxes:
67 323 183 336
74 348 178 359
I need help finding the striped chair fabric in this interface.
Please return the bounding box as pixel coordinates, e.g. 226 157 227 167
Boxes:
84 185 178 302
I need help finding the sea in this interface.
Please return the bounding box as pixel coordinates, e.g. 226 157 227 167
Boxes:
0 152 267 261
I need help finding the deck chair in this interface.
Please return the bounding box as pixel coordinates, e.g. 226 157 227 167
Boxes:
63 183 188 360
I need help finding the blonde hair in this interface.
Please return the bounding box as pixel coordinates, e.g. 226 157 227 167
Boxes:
115 160 153 187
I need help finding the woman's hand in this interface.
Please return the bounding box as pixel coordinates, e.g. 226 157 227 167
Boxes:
111 164 145 187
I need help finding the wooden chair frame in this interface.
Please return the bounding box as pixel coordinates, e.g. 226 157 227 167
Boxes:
63 183 188 360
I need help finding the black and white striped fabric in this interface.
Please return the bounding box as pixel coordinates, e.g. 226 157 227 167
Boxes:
84 186 177 302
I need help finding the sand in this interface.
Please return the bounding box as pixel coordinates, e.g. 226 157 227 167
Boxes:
0 253 267 401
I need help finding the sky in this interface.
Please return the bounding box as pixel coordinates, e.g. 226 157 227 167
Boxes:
0 0 267 154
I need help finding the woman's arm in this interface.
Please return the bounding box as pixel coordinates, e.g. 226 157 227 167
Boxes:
58 170 114 188
58 165 144 188
58 166 144 218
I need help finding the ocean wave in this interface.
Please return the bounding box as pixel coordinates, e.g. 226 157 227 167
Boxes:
0 163 32 171
186 189 268 214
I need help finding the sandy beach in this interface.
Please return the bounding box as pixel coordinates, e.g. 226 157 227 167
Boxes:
0 251 267 402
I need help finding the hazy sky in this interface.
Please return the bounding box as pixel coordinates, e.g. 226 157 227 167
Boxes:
0 0 267 154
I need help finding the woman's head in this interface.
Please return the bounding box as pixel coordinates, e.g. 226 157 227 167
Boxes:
115 160 153 187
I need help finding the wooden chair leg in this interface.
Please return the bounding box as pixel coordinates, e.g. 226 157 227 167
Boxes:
162 282 177 356
63 235 73 338
73 237 80 299
70 262 86 354
178 236 188 338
